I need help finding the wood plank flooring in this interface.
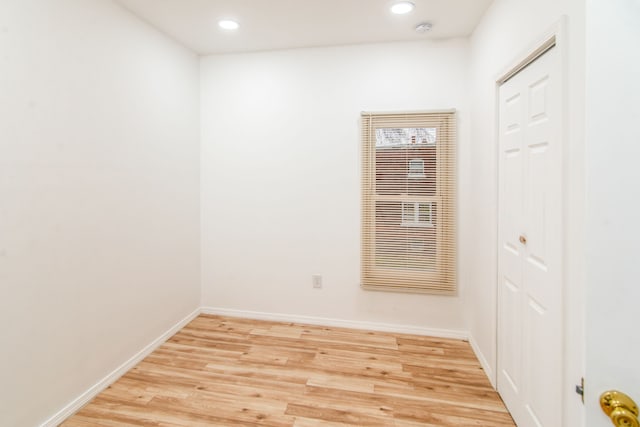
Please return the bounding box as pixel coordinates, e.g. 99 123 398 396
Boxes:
62 315 515 426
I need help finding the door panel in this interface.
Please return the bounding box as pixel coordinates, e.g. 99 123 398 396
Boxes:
498 46 562 427
498 86 525 420
501 277 522 394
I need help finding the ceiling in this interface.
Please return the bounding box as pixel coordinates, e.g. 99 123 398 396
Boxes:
115 0 494 55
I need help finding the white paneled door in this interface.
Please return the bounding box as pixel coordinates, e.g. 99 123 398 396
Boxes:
497 46 563 427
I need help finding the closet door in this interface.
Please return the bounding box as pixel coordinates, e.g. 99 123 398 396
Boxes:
497 46 563 427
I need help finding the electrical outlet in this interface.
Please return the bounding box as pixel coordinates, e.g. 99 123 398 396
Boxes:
312 274 322 289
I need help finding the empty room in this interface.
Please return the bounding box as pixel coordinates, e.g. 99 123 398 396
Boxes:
1 1 638 426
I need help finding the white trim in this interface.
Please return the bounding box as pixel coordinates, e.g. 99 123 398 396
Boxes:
40 308 201 427
39 306 476 425
494 18 566 84
201 306 468 340
497 37 556 85
469 333 495 389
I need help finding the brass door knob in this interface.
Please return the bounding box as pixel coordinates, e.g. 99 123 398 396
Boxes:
519 235 527 245
601 391 639 427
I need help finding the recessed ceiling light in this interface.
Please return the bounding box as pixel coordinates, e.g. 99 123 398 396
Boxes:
218 20 239 30
390 1 415 14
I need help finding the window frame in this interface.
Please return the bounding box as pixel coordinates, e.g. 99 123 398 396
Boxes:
361 110 457 295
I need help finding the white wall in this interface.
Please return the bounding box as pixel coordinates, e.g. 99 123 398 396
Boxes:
200 40 471 334
469 0 586 425
584 1 640 424
0 1 200 425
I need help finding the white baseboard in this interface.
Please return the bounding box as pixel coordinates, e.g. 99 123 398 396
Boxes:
201 307 468 340
468 333 496 389
40 308 201 427
41 306 475 426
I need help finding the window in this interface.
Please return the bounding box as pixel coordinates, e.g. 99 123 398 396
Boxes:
401 202 433 227
361 111 456 294
408 159 425 178
375 128 436 147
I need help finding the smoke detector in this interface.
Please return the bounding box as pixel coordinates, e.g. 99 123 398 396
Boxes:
415 22 433 33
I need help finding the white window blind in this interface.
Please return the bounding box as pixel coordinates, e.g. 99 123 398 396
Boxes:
361 110 457 294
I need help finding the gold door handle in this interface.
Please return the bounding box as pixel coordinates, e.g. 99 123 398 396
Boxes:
601 391 639 427
519 235 527 245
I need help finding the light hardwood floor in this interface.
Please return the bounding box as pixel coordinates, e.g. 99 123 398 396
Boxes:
63 315 515 426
